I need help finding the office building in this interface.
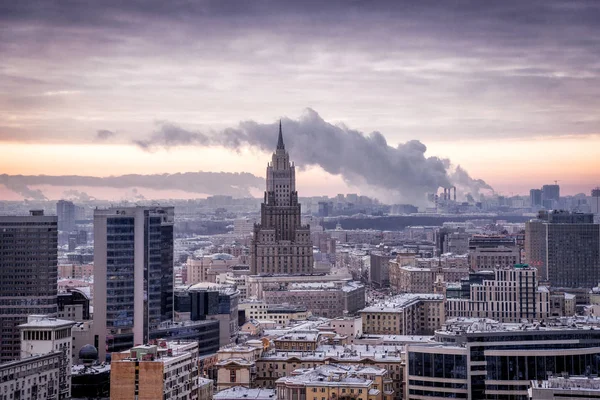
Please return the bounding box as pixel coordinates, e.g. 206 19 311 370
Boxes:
406 319 600 400
468 235 519 271
19 315 75 399
525 210 600 287
174 282 240 346
56 200 76 232
0 210 58 362
93 206 174 361
542 184 560 208
250 122 313 275
110 340 200 400
360 294 445 335
446 264 550 322
530 188 542 207
275 364 394 400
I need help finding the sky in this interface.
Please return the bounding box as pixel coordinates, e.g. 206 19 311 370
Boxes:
1 1 599 202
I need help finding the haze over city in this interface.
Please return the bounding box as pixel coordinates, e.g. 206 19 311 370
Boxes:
1 0 599 201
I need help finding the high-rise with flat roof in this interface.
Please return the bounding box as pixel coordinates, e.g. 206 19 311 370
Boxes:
0 210 58 362
526 211 600 288
93 206 174 361
56 200 76 232
250 122 313 275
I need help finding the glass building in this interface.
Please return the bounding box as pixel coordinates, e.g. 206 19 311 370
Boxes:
93 206 174 361
406 319 600 400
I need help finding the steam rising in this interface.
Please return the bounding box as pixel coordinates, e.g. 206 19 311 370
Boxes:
135 108 493 203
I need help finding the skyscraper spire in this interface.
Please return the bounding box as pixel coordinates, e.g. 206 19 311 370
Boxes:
277 119 285 150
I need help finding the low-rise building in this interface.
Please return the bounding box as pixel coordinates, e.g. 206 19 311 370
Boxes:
388 253 469 292
216 344 264 391
360 294 445 335
214 387 276 400
263 281 365 318
0 353 62 400
256 344 404 397
110 340 200 400
529 375 600 399
276 364 394 400
273 332 325 352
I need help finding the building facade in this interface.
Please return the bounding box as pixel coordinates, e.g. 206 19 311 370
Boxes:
93 206 174 361
525 211 600 288
406 320 600 400
263 281 365 318
0 210 58 362
110 340 200 400
56 200 76 233
446 264 550 323
19 315 75 399
250 123 313 275
0 353 62 400
360 294 445 335
468 236 519 271
276 364 394 400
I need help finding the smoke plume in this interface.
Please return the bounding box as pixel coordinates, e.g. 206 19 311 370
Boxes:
0 180 48 200
96 129 116 140
134 108 492 203
0 171 263 199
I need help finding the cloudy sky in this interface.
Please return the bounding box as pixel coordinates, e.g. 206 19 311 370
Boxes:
1 1 599 201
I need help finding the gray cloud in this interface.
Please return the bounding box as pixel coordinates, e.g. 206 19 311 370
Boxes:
96 129 116 140
0 171 264 198
1 1 600 145
134 109 492 203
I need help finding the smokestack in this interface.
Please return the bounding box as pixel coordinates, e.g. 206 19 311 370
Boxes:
453 186 457 202
443 188 447 201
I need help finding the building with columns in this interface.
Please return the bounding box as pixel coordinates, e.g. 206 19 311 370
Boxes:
250 122 313 275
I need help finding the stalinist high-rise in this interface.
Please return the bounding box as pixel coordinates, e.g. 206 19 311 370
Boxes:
250 122 313 275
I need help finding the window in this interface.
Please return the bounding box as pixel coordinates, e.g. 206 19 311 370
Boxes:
230 370 236 383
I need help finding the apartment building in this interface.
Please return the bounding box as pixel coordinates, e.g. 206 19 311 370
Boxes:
360 294 445 335
110 340 200 400
446 264 550 323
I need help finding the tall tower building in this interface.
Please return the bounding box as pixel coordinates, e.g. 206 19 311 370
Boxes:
93 206 174 361
0 210 58 363
250 122 313 275
56 200 76 232
526 211 600 288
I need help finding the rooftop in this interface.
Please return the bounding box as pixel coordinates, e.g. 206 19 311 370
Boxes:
213 387 276 400
277 364 383 387
534 375 600 391
361 293 444 312
19 315 76 329
261 344 402 362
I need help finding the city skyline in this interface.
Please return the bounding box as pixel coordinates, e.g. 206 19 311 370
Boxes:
1 1 600 201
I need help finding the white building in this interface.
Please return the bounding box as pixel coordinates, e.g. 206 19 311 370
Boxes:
0 353 63 400
18 315 76 399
